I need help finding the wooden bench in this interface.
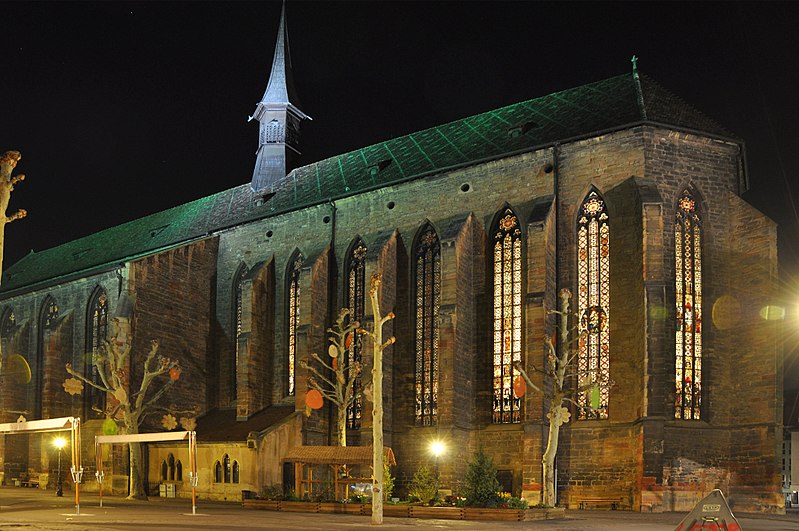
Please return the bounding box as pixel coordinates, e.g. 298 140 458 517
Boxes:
578 497 624 510
20 475 40 488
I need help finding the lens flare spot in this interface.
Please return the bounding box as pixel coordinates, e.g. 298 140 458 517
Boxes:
650 305 668 320
712 295 740 330
759 305 785 321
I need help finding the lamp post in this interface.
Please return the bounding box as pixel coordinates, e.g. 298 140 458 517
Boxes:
54 437 66 497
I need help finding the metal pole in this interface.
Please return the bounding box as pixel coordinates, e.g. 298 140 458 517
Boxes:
190 431 197 515
56 449 63 496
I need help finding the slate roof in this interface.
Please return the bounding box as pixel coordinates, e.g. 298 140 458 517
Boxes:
195 405 296 442
0 72 737 296
284 445 397 465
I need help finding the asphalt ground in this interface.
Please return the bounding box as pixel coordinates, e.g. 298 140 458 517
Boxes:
1 487 799 530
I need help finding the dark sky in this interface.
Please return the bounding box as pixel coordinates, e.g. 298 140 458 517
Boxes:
3 2 798 274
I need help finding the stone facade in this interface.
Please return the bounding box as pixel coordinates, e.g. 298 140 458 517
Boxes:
0 69 782 511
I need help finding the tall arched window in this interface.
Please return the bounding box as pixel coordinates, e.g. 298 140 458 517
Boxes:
232 264 249 401
287 253 303 396
345 238 367 430
492 207 522 424
35 296 59 418
232 461 240 483
223 454 231 483
214 461 222 483
161 461 168 481
414 224 441 426
675 189 702 420
576 189 610 420
86 287 108 418
168 453 176 481
176 460 183 481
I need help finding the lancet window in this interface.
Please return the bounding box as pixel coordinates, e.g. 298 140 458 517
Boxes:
414 224 441 426
86 288 109 417
576 189 610 420
675 190 702 420
233 264 249 400
287 254 303 396
346 238 367 430
492 207 522 424
35 297 59 418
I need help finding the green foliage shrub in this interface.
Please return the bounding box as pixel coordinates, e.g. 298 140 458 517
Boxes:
408 465 439 505
383 462 395 502
461 447 501 507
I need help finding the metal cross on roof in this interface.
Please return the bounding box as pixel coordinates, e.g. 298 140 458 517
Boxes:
631 54 639 72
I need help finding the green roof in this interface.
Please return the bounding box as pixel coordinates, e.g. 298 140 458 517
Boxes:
0 72 736 296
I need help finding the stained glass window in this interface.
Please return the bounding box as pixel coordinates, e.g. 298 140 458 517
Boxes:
346 238 367 430
233 264 249 400
287 254 303 397
86 288 108 417
576 190 610 420
492 207 522 424
675 190 702 420
35 297 59 418
414 224 441 426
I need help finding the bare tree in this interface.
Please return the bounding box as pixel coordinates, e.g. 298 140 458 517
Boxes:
0 150 27 286
362 274 395 525
514 288 611 507
64 316 194 498
299 308 362 446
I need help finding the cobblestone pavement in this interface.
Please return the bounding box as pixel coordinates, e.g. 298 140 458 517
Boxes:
2 487 799 530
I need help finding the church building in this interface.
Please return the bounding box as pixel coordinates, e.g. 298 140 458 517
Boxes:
0 8 782 512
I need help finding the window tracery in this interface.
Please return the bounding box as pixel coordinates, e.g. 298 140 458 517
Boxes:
414 224 440 426
86 288 108 417
346 238 367 430
576 190 610 420
492 207 522 424
287 255 303 397
675 190 702 420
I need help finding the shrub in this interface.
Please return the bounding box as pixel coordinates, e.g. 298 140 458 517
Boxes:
499 494 529 509
259 484 283 500
408 465 439 505
383 462 395 502
349 493 370 504
461 447 501 507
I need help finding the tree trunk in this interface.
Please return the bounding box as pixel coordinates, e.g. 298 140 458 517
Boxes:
128 441 147 499
337 405 347 447
542 404 560 507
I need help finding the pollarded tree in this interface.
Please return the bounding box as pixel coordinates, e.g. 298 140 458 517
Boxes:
362 274 395 525
64 315 195 499
514 288 612 507
299 308 362 446
0 151 28 381
0 150 27 286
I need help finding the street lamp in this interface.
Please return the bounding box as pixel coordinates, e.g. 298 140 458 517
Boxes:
430 440 445 480
53 437 66 497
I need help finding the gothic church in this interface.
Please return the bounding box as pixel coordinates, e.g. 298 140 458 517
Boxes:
0 8 782 512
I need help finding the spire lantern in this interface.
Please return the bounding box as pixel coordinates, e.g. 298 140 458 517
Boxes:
250 4 310 194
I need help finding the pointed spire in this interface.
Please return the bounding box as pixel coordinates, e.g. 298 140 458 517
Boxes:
250 3 311 194
261 3 297 106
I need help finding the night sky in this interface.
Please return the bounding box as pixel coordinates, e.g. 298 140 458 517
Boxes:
3 2 799 375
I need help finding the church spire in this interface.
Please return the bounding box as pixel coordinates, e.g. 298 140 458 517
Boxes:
249 3 310 194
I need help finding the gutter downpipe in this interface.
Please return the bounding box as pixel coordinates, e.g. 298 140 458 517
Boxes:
326 198 337 445
552 142 561 507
